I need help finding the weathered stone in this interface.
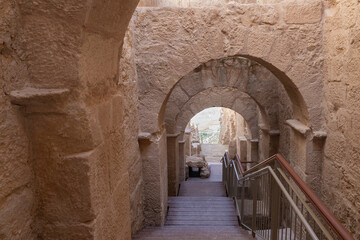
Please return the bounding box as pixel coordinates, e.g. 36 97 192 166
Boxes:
186 155 207 168
284 0 322 24
200 165 211 178
1 0 360 239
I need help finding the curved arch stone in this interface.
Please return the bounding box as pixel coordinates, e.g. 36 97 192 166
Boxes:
165 87 260 139
162 58 284 136
133 4 324 133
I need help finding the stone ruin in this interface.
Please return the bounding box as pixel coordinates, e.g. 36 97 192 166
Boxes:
1 0 359 239
185 155 211 179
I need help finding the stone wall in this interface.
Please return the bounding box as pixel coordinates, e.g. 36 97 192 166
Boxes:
323 1 360 237
219 108 237 145
138 129 168 226
0 0 140 239
133 2 325 135
120 27 144 234
0 1 34 239
138 0 287 7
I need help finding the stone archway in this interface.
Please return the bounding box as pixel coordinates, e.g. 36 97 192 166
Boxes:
164 87 264 195
133 2 325 134
167 88 260 140
134 2 326 224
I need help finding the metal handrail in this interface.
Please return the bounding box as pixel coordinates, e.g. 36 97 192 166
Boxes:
222 152 355 240
247 166 319 240
277 168 334 240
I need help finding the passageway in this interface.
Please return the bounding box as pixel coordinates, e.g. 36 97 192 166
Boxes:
133 174 253 240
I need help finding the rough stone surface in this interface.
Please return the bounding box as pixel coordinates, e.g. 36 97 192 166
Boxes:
200 165 211 178
162 57 281 137
186 155 207 168
186 155 210 179
133 3 325 134
120 27 144 234
1 0 360 239
0 1 34 239
139 129 168 226
219 108 248 145
322 1 360 238
0 0 139 239
138 0 287 7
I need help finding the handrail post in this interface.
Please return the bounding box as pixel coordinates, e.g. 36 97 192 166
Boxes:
270 173 281 240
251 177 258 238
240 179 245 224
222 156 225 184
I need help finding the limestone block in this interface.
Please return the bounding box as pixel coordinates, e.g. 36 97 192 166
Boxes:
186 155 206 168
168 86 189 107
180 9 225 63
130 179 145 234
92 173 131 240
79 32 121 103
180 72 205 97
27 106 101 156
284 0 322 24
0 188 34 240
247 31 275 59
129 158 143 193
267 33 295 72
286 119 310 136
111 94 125 130
18 1 87 22
0 107 31 200
9 87 70 106
97 101 112 137
85 0 137 38
140 130 168 226
20 13 82 87
200 165 211 178
40 223 94 240
139 91 166 132
34 150 95 224
228 140 237 160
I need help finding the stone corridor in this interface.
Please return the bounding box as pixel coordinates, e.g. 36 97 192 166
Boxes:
0 0 359 239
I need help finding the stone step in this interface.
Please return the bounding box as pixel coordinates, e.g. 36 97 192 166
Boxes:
168 202 234 207
132 182 253 239
132 226 253 240
166 215 238 221
167 211 236 217
168 196 231 202
178 182 226 197
168 207 235 212
165 220 239 226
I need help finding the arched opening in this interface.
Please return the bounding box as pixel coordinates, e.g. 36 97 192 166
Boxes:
2 0 359 239
139 54 323 225
181 107 253 183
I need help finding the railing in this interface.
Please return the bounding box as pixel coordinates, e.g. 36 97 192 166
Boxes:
221 153 354 240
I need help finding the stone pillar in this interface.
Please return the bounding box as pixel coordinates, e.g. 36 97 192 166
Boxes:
138 130 168 226
259 128 270 162
228 139 237 159
178 140 185 182
184 128 192 156
305 132 326 195
286 119 326 196
237 136 247 161
247 138 259 165
269 130 280 156
167 133 179 196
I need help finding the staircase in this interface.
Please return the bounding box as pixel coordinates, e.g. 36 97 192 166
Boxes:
132 181 253 240
133 152 355 240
